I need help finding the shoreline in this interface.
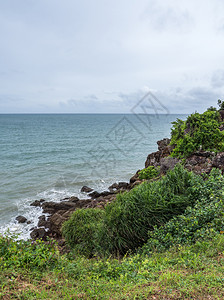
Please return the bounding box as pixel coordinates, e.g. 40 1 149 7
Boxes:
13 135 224 245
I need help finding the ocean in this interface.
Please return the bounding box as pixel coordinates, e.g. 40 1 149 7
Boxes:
0 113 187 238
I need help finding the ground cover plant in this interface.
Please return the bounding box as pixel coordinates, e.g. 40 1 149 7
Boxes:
142 168 224 253
1 232 224 299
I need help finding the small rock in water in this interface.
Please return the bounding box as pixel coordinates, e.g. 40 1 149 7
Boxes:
81 186 94 193
16 215 27 223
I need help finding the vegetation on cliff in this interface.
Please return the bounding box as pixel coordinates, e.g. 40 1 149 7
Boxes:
1 102 224 299
170 108 224 158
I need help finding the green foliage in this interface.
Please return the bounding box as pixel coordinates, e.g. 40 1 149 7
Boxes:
96 165 203 255
218 99 224 110
0 234 58 271
207 106 217 112
139 166 160 180
2 232 224 299
170 118 185 144
142 168 224 253
170 110 224 158
62 208 105 257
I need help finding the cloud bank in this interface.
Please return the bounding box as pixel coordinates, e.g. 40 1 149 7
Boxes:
0 0 224 113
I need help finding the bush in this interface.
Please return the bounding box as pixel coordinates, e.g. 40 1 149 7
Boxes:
170 110 224 158
96 165 203 256
62 208 105 257
142 168 224 253
139 166 160 180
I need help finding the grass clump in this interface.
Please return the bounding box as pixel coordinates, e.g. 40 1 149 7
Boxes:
138 166 160 180
142 168 224 253
62 208 105 257
95 165 203 256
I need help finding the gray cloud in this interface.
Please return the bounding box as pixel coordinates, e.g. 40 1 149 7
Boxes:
0 0 224 113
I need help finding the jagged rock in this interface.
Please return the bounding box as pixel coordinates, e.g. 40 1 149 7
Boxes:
81 186 93 193
130 180 142 188
130 171 140 184
194 151 215 158
48 213 67 236
212 152 224 171
220 110 224 121
145 151 161 168
88 191 101 199
16 215 27 223
38 215 50 228
67 196 80 202
160 157 180 174
42 201 77 214
48 209 75 237
99 191 114 197
145 139 174 168
30 228 47 240
30 199 45 207
73 199 92 208
157 138 171 151
108 182 129 191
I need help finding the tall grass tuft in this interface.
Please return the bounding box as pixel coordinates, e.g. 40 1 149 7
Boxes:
62 208 105 257
96 165 203 255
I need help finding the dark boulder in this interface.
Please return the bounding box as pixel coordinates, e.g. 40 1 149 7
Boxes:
16 215 27 223
38 215 50 228
30 199 45 207
30 228 48 240
42 201 78 214
108 182 129 191
220 110 224 121
212 152 224 171
81 186 93 193
130 171 140 184
145 151 161 168
160 157 180 174
88 191 101 199
67 196 80 202
157 138 171 151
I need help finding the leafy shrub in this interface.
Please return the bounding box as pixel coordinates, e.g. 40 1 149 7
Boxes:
62 208 105 257
170 110 224 158
96 165 203 256
218 99 224 110
142 168 224 253
139 166 160 180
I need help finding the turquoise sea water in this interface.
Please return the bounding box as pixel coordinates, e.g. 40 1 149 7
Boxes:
0 114 186 238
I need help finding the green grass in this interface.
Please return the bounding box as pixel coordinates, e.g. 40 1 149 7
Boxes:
1 233 224 299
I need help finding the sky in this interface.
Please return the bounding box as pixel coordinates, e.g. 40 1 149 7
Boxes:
0 0 224 114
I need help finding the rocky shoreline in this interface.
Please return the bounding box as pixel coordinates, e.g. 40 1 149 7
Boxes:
15 137 224 245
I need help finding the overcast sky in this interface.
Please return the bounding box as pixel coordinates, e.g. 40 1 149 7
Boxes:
0 0 224 113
